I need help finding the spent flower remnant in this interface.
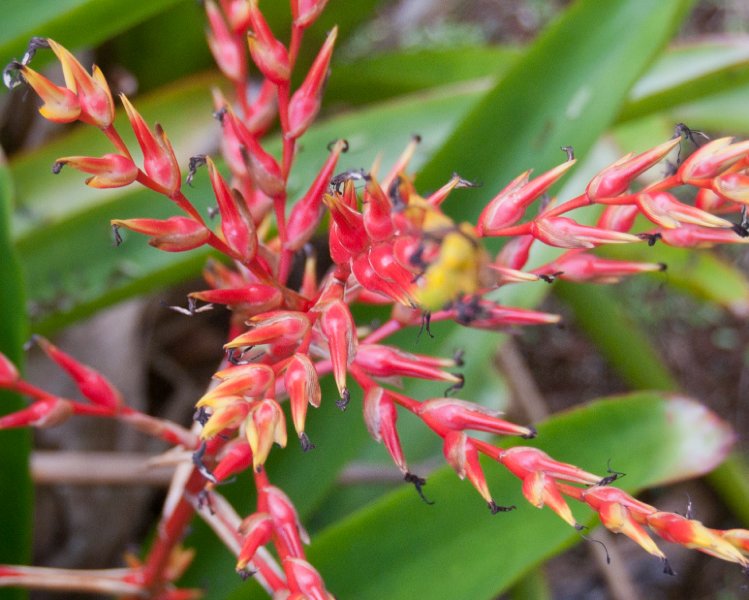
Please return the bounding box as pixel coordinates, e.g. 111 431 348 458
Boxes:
2 1 749 597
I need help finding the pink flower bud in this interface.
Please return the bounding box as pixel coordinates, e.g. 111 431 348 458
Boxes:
189 284 282 312
531 216 642 249
245 399 287 470
200 398 250 439
35 336 122 410
219 0 251 32
290 0 330 28
286 139 347 251
455 300 560 329
659 224 749 248
206 157 258 262
499 447 600 485
236 512 273 572
586 138 679 200
224 110 285 197
112 217 210 252
11 63 80 122
206 0 246 83
320 299 357 406
720 529 749 555
0 353 20 387
495 234 534 270
286 27 337 139
54 153 138 189
678 137 749 186
212 440 253 484
247 0 290 84
479 160 576 235
262 486 309 557
696 187 730 212
324 191 367 256
646 511 748 565
355 344 461 386
47 39 115 128
636 191 731 229
418 398 534 438
363 387 407 473
596 204 639 233
283 557 334 600
712 171 749 204
443 431 496 507
120 94 181 195
225 311 311 349
546 251 665 284
588 497 665 560
0 397 74 430
363 176 395 241
197 364 275 406
284 353 321 444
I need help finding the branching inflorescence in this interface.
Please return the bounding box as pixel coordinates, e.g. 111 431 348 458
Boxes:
2 0 749 597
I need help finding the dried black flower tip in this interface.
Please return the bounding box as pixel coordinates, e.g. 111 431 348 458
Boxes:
112 224 123 246
444 374 465 396
488 501 516 514
453 173 482 189
236 567 257 581
405 472 434 505
192 441 217 483
452 348 465 367
637 232 661 246
662 557 676 576
300 432 315 452
186 154 207 186
22 37 50 65
213 106 228 123
336 387 350 411
521 425 537 440
561 145 575 161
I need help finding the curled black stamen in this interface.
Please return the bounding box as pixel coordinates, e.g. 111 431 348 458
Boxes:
417 311 434 341
404 472 434 505
488 501 516 514
186 154 207 187
52 161 65 175
112 224 123 247
581 531 611 564
2 61 24 89
237 567 257 581
299 432 315 452
192 441 217 483
22 37 50 65
444 374 465 396
330 168 369 193
227 348 249 365
521 425 537 440
561 145 575 161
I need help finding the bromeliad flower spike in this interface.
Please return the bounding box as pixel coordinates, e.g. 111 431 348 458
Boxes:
2 2 749 598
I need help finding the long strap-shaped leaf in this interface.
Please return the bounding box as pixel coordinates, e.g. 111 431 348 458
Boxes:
416 0 695 220
0 159 31 600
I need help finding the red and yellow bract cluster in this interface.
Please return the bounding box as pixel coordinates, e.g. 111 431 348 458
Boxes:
2 0 749 597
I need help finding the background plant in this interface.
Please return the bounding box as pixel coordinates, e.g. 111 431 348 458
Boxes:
2 1 749 599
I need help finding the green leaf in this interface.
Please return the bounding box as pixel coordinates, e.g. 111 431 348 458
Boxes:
415 0 696 223
254 393 731 600
619 39 749 123
0 159 32 600
0 0 185 65
13 80 486 333
327 46 520 106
